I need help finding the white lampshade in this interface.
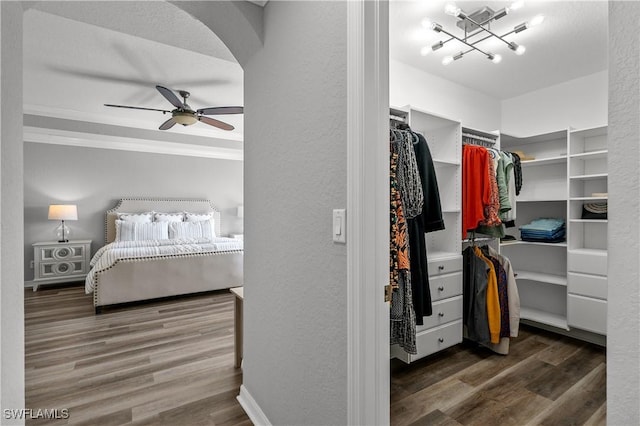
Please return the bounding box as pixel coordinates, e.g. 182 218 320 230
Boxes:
237 205 244 219
48 204 78 221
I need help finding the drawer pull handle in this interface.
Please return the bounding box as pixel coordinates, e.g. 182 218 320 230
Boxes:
438 337 444 343
438 265 445 271
438 312 444 317
438 286 444 291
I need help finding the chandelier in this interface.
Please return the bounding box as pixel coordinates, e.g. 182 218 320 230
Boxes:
422 1 544 65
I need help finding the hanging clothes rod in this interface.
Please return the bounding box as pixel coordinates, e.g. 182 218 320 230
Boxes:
462 132 497 144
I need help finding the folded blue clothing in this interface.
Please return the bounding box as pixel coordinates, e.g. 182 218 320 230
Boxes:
521 228 565 238
520 218 565 232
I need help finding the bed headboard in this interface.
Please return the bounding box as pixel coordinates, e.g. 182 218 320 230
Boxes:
105 198 221 244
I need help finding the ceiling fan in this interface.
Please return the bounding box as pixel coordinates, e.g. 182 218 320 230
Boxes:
104 85 243 131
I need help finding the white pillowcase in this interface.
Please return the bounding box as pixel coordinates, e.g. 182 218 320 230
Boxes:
154 212 184 223
168 221 214 240
184 212 216 237
117 212 153 223
115 220 169 241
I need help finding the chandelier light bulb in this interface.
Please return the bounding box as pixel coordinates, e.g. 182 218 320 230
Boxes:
444 3 461 17
420 46 431 56
515 44 526 55
442 55 454 66
421 18 433 29
529 14 545 27
509 0 525 11
490 54 502 64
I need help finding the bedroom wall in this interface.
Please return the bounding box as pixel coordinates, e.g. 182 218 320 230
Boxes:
1 1 25 419
390 58 501 131
607 2 640 424
23 142 243 281
501 70 608 135
242 1 348 424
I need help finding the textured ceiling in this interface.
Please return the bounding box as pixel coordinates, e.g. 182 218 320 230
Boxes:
390 0 608 99
25 3 243 140
24 0 608 138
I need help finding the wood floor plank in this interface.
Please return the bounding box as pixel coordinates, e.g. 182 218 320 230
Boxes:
391 325 607 426
24 285 249 426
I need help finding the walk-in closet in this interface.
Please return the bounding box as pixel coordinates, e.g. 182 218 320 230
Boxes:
389 2 608 424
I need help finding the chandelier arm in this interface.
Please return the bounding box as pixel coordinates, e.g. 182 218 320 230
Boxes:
458 15 513 49
438 26 492 58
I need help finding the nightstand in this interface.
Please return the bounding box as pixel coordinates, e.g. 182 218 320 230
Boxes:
230 234 244 240
32 240 91 291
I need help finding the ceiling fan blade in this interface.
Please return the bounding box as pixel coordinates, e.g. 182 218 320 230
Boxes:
159 118 177 131
197 106 244 116
104 104 171 113
156 85 185 109
198 116 235 131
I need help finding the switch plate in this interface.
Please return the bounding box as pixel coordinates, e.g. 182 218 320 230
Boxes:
333 209 346 243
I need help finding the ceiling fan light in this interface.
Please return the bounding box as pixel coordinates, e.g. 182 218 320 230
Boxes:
173 112 197 126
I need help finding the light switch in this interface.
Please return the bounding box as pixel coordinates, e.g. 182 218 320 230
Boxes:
333 209 346 243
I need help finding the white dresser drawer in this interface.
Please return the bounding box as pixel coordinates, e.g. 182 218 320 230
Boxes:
568 272 607 300
428 256 462 276
568 250 607 276
391 320 462 363
414 320 462 360
429 272 462 302
568 294 607 335
416 295 463 332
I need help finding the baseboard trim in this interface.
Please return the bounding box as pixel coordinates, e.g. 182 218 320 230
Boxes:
237 384 271 426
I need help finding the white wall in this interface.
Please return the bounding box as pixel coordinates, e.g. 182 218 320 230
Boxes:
390 58 501 131
0 2 25 422
242 1 348 424
607 2 640 424
501 71 608 135
23 142 243 281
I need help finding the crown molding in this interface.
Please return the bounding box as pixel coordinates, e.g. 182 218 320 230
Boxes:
24 125 243 161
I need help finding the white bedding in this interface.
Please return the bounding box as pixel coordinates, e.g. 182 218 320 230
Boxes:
85 237 243 293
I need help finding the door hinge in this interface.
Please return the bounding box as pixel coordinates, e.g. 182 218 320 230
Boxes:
384 285 392 303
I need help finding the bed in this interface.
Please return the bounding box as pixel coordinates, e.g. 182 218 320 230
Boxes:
86 198 243 313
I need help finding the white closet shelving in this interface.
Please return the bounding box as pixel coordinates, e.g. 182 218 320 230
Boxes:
500 130 570 330
567 126 608 335
390 106 463 363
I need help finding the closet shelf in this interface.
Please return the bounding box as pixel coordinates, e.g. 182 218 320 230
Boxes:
520 155 567 166
433 158 460 166
429 251 461 262
500 240 568 248
520 307 569 330
515 271 567 286
442 209 461 214
569 219 608 224
570 196 608 201
516 197 567 203
569 149 608 160
568 248 607 257
569 173 608 181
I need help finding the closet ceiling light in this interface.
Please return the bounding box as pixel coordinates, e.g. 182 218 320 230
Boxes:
421 2 543 65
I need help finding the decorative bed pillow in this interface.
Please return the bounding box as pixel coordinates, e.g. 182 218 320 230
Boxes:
184 212 216 237
168 221 214 240
154 212 184 223
117 212 153 223
115 220 169 241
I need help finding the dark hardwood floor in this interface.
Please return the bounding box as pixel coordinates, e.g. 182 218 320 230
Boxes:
391 326 606 426
26 285 606 426
24 285 251 426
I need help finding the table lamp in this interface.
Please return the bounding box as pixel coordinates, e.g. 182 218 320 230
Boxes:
48 204 78 243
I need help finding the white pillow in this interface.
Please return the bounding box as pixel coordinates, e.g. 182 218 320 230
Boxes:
184 212 216 237
115 220 169 241
168 221 214 240
154 212 184 223
184 212 213 222
117 212 153 223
